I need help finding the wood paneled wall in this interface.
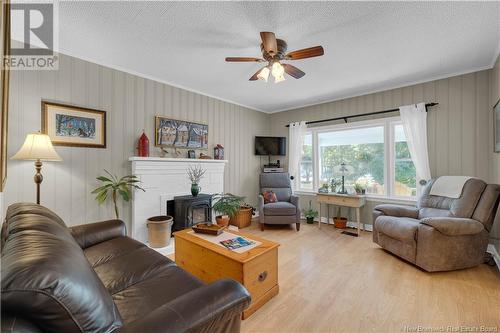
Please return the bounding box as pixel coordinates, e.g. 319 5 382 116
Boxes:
6 53 269 227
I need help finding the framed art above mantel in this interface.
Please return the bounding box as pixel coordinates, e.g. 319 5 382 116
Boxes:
41 101 106 148
155 116 208 149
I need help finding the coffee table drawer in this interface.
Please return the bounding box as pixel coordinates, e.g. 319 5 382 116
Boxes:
243 248 278 301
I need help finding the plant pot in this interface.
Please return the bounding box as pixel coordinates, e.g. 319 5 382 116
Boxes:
216 215 230 227
147 215 173 248
230 206 253 229
334 217 348 229
306 217 314 224
191 183 201 196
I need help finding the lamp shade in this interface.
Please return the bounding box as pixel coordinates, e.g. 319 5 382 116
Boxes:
11 133 62 161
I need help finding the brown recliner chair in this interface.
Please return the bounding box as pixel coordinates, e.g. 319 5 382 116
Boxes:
258 172 301 231
1 203 250 333
373 178 500 272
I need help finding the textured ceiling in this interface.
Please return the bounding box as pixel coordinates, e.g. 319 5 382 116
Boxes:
52 1 500 113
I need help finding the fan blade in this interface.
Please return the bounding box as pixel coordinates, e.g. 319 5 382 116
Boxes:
283 64 305 79
249 67 265 81
225 57 264 62
286 46 324 60
260 32 278 54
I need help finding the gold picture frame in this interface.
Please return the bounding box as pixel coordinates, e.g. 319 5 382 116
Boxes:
42 101 107 148
0 0 11 192
155 116 208 149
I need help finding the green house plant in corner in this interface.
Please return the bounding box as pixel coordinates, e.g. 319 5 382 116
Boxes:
303 200 318 224
212 193 245 227
92 170 145 219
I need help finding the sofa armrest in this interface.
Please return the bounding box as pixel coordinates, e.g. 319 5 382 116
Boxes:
118 279 251 333
69 219 126 249
373 204 419 219
420 217 484 236
258 195 265 224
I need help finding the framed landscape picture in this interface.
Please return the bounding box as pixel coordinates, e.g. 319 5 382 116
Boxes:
495 99 500 153
155 116 208 149
42 101 106 148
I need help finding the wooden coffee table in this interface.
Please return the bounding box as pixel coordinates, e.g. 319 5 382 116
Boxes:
174 228 279 319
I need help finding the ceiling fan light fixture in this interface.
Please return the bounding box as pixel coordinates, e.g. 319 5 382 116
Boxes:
271 62 285 78
257 66 270 82
274 74 286 83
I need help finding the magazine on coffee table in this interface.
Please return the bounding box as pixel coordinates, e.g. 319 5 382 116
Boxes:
220 236 255 250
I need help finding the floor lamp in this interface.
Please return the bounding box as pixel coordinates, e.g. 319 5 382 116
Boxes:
11 133 62 205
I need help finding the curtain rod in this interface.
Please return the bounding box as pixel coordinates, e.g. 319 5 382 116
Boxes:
285 102 438 127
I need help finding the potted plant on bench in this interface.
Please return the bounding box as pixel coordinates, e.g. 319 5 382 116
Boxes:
303 200 318 224
212 193 245 227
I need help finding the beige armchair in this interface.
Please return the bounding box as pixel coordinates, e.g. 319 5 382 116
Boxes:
373 178 500 272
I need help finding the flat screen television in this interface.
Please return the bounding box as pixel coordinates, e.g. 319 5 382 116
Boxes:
255 136 286 156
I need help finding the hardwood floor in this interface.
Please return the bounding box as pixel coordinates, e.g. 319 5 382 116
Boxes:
239 221 500 333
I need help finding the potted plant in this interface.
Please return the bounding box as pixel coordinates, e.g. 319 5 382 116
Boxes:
230 202 253 229
318 183 329 193
303 200 318 224
330 178 341 193
92 170 145 219
212 193 244 227
333 207 348 229
354 183 364 195
187 164 206 197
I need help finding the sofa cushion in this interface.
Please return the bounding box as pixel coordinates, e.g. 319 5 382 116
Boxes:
91 242 176 295
83 236 146 267
113 265 203 324
264 201 296 216
418 178 486 218
1 230 123 333
375 216 420 242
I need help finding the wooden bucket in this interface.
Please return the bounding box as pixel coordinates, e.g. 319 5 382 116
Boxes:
147 215 173 248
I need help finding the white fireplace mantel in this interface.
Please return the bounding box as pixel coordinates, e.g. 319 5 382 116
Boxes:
129 157 227 243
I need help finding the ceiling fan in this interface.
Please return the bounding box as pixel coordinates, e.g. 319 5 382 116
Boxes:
225 32 324 83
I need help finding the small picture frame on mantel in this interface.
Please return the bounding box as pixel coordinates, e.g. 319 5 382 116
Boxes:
495 99 500 153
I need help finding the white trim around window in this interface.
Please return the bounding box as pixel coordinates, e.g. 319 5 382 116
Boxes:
297 116 417 200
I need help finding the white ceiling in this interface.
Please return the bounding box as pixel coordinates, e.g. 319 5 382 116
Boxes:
52 1 500 113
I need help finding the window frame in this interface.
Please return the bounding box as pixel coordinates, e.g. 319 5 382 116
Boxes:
295 116 417 201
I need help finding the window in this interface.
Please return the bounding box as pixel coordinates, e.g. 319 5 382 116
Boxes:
393 124 417 197
297 117 416 199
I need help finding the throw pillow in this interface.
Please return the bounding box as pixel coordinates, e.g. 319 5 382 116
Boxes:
262 191 277 204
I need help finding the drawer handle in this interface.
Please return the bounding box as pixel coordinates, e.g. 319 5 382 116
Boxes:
258 271 268 282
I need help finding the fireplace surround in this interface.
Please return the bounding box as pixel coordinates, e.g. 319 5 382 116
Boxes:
129 157 226 244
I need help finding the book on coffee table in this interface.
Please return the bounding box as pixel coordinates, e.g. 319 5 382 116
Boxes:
219 236 255 250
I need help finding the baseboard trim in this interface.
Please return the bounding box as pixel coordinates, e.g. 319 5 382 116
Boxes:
486 244 500 271
301 215 373 232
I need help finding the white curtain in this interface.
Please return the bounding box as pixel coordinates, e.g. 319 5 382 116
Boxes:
399 103 432 192
288 121 307 191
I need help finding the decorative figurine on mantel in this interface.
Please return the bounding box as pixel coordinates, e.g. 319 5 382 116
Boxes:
214 144 224 160
137 130 149 157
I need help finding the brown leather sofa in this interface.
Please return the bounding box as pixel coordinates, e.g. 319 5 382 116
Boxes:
1 203 251 333
373 178 500 272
